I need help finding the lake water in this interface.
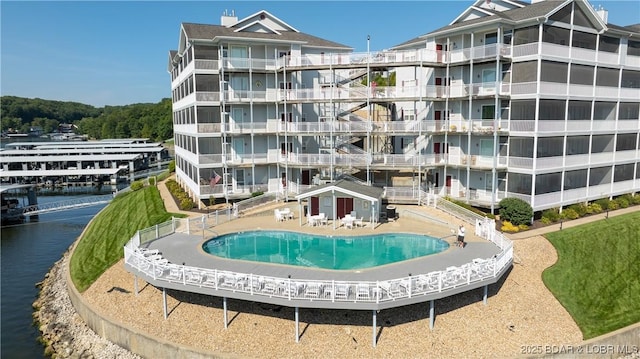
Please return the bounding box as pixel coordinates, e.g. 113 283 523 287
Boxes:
0 194 107 358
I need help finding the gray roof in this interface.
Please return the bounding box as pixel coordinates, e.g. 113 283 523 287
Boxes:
433 0 564 34
181 22 351 50
608 23 640 35
296 180 384 202
392 0 566 48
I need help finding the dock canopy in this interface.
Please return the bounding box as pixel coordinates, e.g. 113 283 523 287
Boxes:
295 180 384 224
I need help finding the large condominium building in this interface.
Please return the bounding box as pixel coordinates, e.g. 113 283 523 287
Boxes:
168 0 640 213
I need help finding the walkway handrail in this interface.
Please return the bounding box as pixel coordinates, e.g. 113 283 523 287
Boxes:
123 201 513 305
21 194 113 215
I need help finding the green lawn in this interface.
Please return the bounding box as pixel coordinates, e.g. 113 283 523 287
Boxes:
542 210 640 339
70 186 184 292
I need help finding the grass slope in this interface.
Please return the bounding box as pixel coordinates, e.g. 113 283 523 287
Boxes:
70 186 182 292
542 211 640 339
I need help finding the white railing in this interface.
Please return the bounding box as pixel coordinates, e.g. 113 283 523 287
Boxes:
124 201 512 306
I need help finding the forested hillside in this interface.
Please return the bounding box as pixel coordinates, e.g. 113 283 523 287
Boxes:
1 96 173 141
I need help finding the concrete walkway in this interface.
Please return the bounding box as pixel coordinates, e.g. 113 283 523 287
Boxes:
155 175 639 241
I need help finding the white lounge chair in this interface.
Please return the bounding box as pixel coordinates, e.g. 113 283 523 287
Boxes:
356 284 371 301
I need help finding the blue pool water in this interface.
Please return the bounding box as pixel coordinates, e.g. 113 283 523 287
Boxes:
202 230 449 270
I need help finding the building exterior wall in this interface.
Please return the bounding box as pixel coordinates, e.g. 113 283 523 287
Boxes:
169 2 640 212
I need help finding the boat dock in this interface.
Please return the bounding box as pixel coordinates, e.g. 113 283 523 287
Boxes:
0 138 171 186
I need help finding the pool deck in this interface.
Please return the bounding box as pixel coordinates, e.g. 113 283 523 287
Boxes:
129 205 508 311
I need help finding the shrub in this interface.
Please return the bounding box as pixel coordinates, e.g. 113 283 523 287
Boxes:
542 208 560 223
631 194 640 205
615 197 630 208
251 191 264 197
130 180 144 191
148 177 156 186
518 224 529 231
594 198 611 210
501 221 519 232
560 208 579 220
499 197 533 226
567 203 588 217
586 203 603 214
607 200 619 210
168 160 175 173
540 217 553 225
179 198 194 210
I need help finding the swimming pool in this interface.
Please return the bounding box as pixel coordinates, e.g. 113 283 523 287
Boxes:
202 230 449 270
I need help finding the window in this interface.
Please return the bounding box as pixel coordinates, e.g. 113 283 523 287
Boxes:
596 67 619 87
481 105 495 120
564 169 588 190
568 101 591 121
537 137 564 157
543 26 570 46
482 68 496 83
480 139 494 157
510 100 536 121
628 40 640 57
572 6 594 28
539 100 566 121
540 61 568 84
593 102 616 121
509 137 534 158
614 164 635 182
616 134 637 151
549 4 572 23
503 30 513 45
599 36 619 53
535 173 562 195
619 103 640 120
591 135 614 153
512 61 537 83
569 64 593 85
572 31 597 50
621 70 640 89
507 173 532 195
589 166 612 185
566 136 590 155
485 32 497 45
513 26 539 46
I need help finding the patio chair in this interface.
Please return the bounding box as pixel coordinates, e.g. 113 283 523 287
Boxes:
304 283 320 298
335 283 350 300
185 270 202 284
220 273 237 288
320 214 328 226
274 210 284 222
356 284 371 301
262 279 276 295
165 264 183 281
201 270 217 286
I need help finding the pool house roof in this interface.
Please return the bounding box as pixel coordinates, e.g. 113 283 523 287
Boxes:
294 180 384 203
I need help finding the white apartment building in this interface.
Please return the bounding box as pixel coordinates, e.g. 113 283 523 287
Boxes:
168 0 640 212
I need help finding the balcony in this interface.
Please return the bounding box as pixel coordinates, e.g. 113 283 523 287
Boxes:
512 42 638 68
194 59 219 71
221 57 277 71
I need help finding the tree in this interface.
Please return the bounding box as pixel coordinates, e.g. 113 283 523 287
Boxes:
499 197 533 226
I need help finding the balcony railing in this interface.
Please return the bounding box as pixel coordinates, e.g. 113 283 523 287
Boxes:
194 59 219 70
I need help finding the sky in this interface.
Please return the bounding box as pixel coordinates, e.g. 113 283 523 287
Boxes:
1 1 639 108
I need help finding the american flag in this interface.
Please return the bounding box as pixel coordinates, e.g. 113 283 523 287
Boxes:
210 171 221 187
